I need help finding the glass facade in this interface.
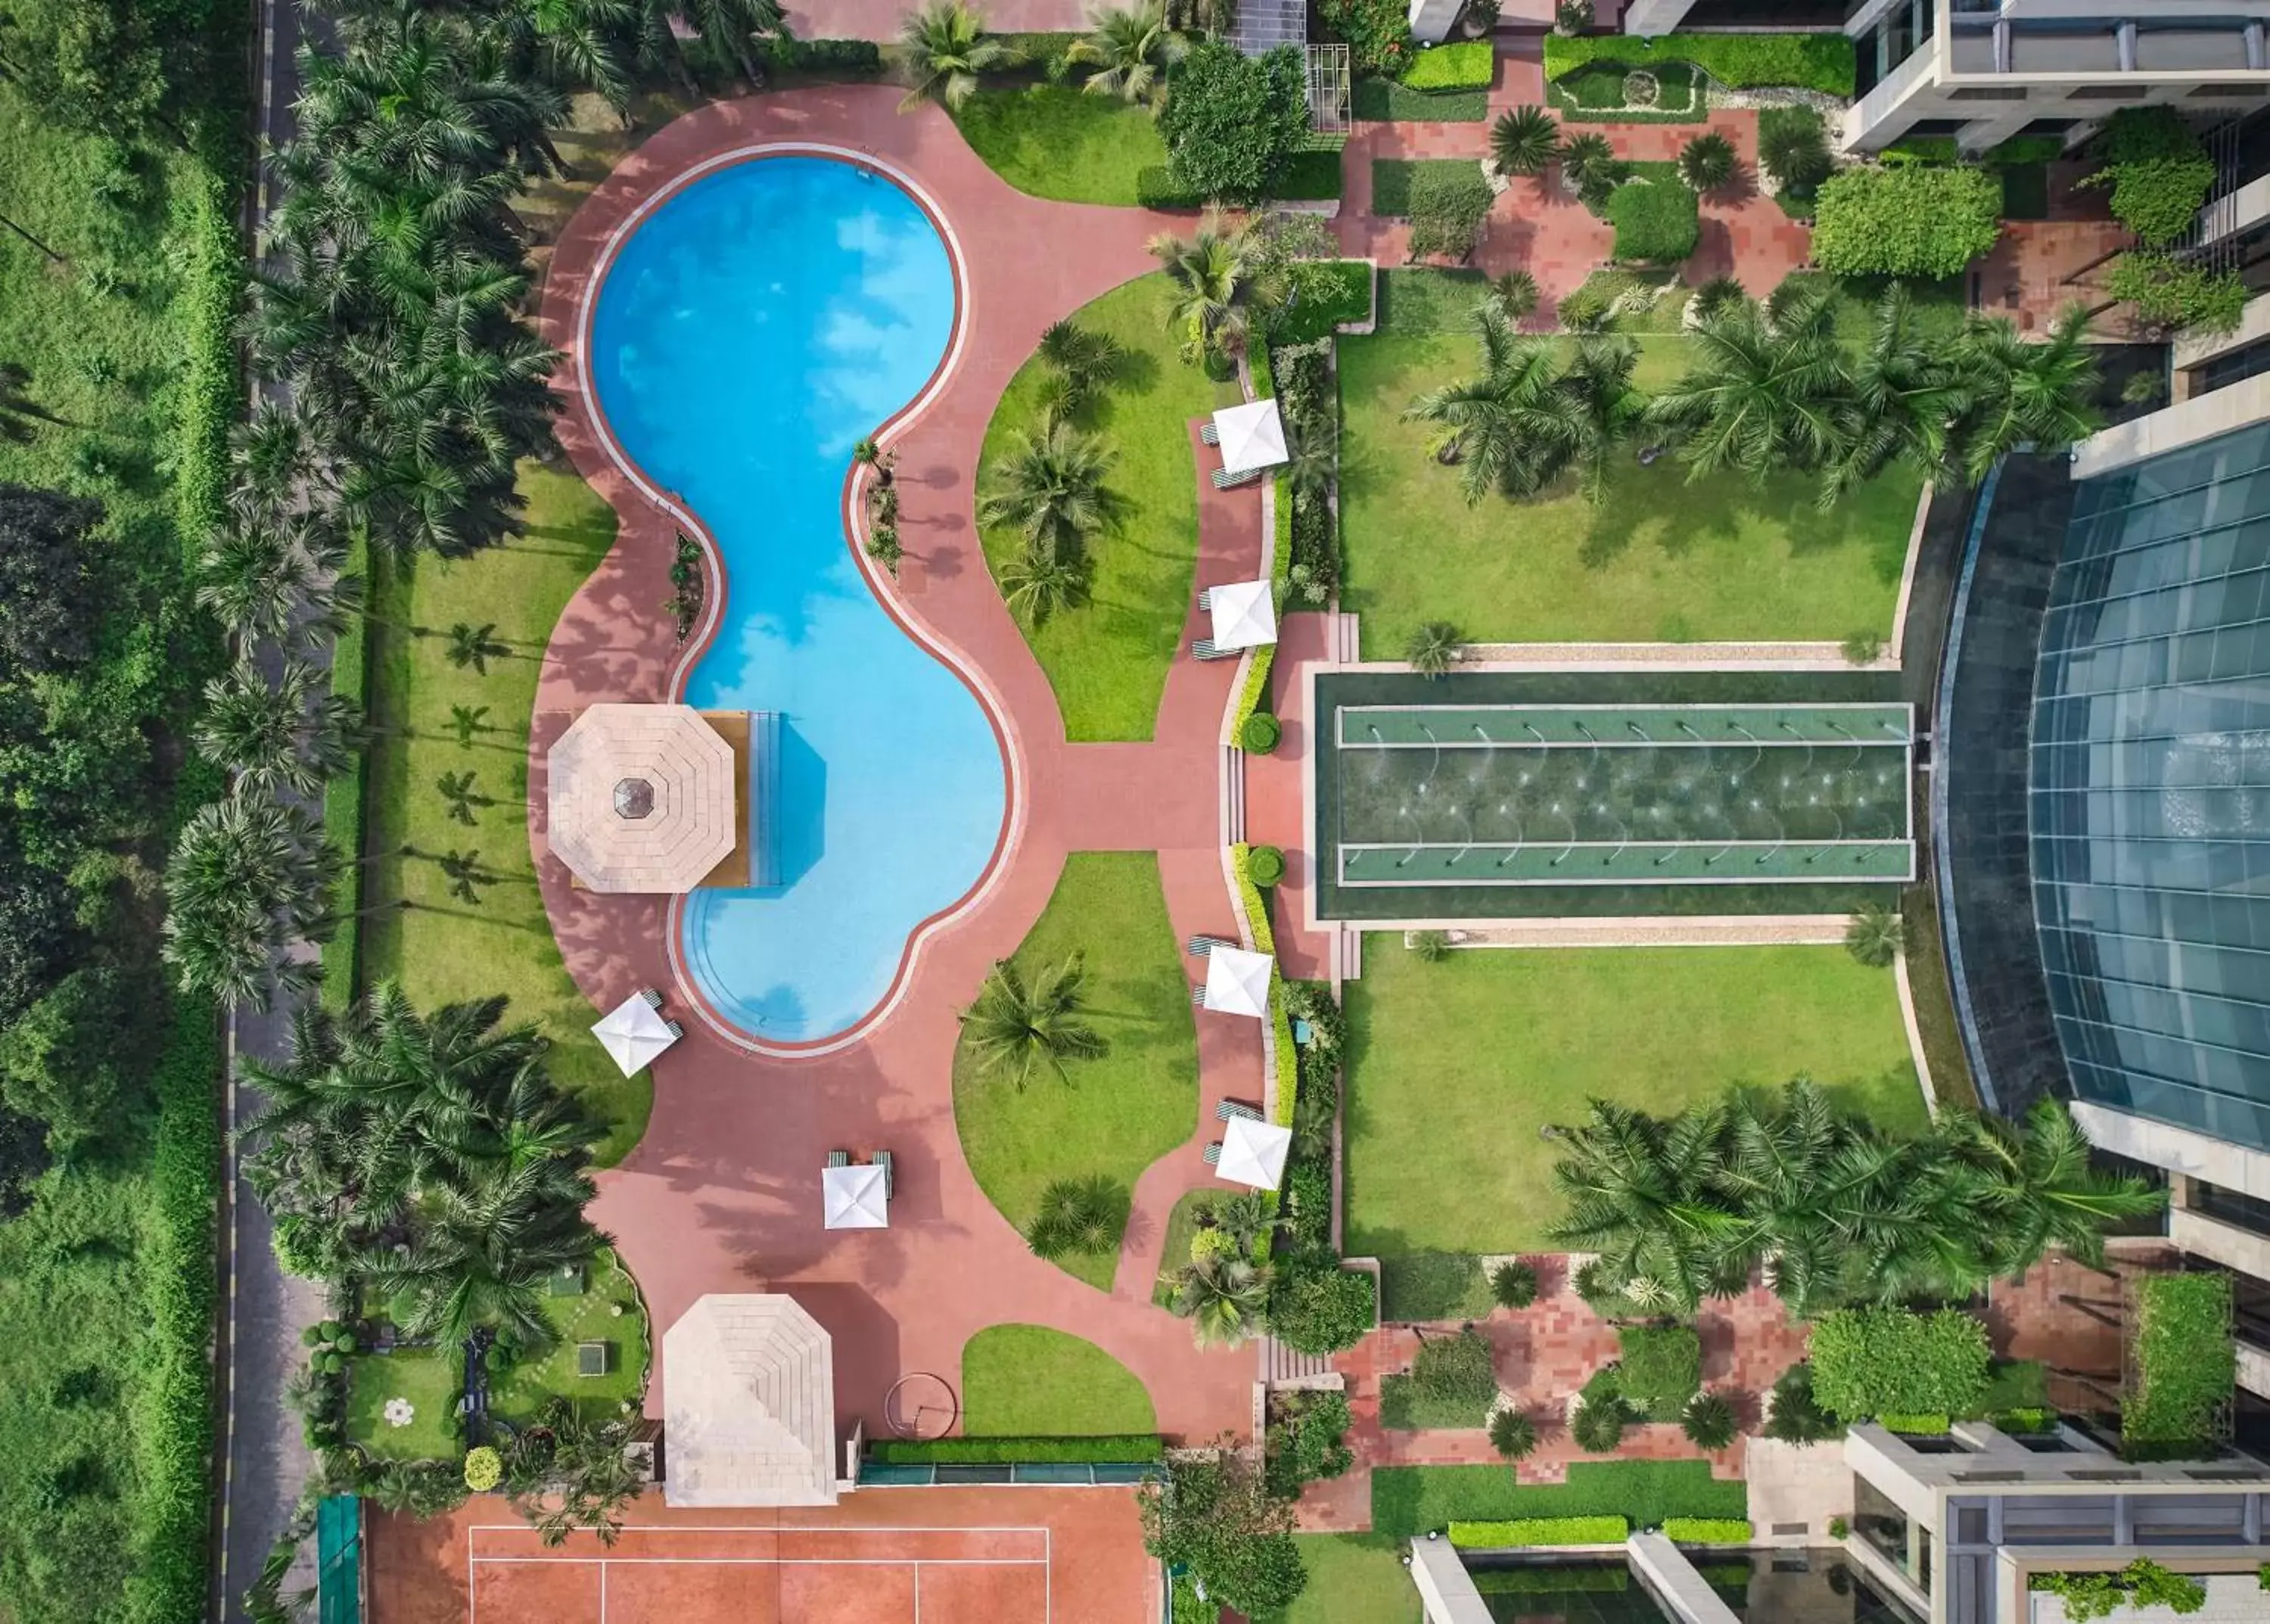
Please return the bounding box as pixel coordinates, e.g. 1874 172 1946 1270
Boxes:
2031 420 2270 1153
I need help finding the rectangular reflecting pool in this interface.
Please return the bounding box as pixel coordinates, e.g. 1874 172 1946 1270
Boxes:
1466 1551 1923 1623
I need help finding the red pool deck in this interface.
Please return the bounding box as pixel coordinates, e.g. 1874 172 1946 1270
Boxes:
368 1486 1159 1624
530 84 1269 1444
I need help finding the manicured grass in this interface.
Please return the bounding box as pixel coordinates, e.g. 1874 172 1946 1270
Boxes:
1353 77 1489 123
1339 313 1918 649
346 1348 462 1463
1378 1251 1494 1321
960 1324 1158 1436
1373 1460 1747 1537
357 462 651 1165
1260 1535 1424 1624
950 83 1168 206
1343 946 1926 1257
953 854 1199 1291
488 1248 651 1424
1151 1186 1214 1307
1379 1374 1491 1430
1370 158 1485 218
980 274 1238 741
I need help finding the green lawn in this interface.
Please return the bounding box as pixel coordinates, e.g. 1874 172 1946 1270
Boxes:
1373 1460 1747 1537
1344 946 1926 1257
1260 1535 1424 1624
950 83 1168 205
1337 278 1918 651
959 1324 1158 1436
953 853 1199 1291
346 1347 462 1464
979 273 1240 741
356 462 651 1165
488 1248 651 1424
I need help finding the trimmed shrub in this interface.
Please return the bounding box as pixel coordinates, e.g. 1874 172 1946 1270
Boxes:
1490 1261 1538 1309
1879 1414 1951 1435
1158 41 1308 203
1489 1407 1538 1461
872 1434 1165 1464
1404 40 1493 91
1272 149 1344 202
1810 165 2001 278
2105 252 2250 337
1542 32 1855 95
1269 1258 1376 1355
1809 1308 1991 1423
463 1445 502 1492
1413 1327 1498 1407
1880 134 1958 166
1246 844 1286 887
2083 106 2214 247
1240 711 1283 754
1407 164 1495 263
1986 133 2067 166
1137 166 1203 210
1380 1252 1491 1319
2122 1272 2234 1458
1353 76 1489 122
1320 0 1413 76
1609 178 1699 263
1681 1392 1737 1451
1450 1516 1629 1548
757 36 884 75
1617 1324 1701 1417
1679 132 1736 191
1662 1517 1752 1545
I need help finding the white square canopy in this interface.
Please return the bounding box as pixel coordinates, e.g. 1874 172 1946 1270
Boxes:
592 993 679 1078
1202 944 1274 1019
1217 1114 1293 1190
1212 398 1289 475
822 1162 890 1230
1207 578 1278 651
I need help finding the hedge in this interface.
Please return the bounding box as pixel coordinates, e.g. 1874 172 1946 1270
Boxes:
1272 148 1345 202
1810 165 2002 278
1609 178 1699 263
1879 1414 1952 1435
1985 134 2068 166
1450 1517 1630 1548
1810 1307 1991 1423
1375 1460 1747 1537
757 36 883 75
1662 1518 1752 1545
1371 158 1485 218
1542 31 1855 96
2122 1272 2234 1457
1550 61 1706 124
1352 76 1489 123
1403 40 1494 92
173 170 240 561
132 997 223 1624
869 1434 1165 1464
1137 166 1205 210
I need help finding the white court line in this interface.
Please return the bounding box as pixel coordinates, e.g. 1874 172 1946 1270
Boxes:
472 1557 1043 1566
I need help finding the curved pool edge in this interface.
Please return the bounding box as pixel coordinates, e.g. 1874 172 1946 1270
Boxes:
572 142 1029 1062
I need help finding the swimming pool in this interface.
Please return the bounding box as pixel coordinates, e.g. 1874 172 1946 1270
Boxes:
588 155 1007 1045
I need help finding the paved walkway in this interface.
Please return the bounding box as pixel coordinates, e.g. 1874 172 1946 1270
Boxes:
533 86 1270 1444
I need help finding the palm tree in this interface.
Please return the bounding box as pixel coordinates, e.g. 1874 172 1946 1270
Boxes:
1149 214 1273 364
438 849 491 905
1490 105 1559 176
1648 284 1851 486
1067 0 1185 111
450 704 490 746
516 1398 644 1548
1557 334 1647 503
1845 901 1905 967
997 543 1087 627
1489 1407 1538 1461
1283 409 1339 507
1170 1253 1270 1346
163 793 340 1008
1545 1097 1743 1313
1709 1080 1905 1314
1404 306 1576 502
1939 1102 2165 1277
1682 1391 1737 1449
1758 109 1832 192
229 398 335 518
1946 303 2101 484
1025 1174 1130 1256
898 0 1009 113
959 954 1109 1090
978 416 1118 561
1557 132 1625 207
196 520 321 651
0 362 67 443
194 655 362 795
1035 319 1122 409
446 622 511 674
1488 270 1539 323
1819 285 1971 509
1211 1190 1283 1254
1678 131 1737 193
1405 621 1462 678
357 1160 598 1351
437 770 487 826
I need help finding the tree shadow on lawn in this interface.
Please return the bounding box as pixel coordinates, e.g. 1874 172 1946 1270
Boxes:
1575 459 1900 575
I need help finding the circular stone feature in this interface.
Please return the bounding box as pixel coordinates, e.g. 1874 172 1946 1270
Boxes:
614 777 656 819
1623 70 1660 107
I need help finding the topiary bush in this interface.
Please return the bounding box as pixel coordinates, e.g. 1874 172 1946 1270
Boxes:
1810 1308 1991 1423
1246 844 1286 886
463 1445 502 1492
1241 711 1282 754
1811 164 2001 278
1268 1258 1377 1355
1608 178 1699 263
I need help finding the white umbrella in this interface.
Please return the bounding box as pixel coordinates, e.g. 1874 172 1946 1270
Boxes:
1212 399 1289 475
1217 1115 1292 1190
592 994 678 1078
822 1162 890 1230
1207 578 1278 651
1202 945 1274 1019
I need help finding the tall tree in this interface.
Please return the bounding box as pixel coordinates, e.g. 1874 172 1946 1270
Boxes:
1820 285 1970 509
958 954 1108 1090
1149 213 1275 363
1947 303 2101 482
978 417 1118 562
1404 305 1576 502
162 793 340 1008
897 0 1007 112
1556 334 1647 503
1546 1097 1740 1313
194 655 362 795
1649 285 1850 486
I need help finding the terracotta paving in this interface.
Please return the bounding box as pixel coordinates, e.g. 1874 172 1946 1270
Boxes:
1242 608 1336 984
780 0 1086 42
532 85 1270 1445
1986 1243 2182 1411
368 1485 1158 1624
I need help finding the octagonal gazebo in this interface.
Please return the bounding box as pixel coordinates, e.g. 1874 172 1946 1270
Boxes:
546 703 740 893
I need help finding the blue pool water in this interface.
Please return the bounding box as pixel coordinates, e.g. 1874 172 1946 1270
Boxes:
589 157 1006 1044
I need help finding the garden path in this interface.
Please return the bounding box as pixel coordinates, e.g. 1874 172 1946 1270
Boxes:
533 84 1274 1445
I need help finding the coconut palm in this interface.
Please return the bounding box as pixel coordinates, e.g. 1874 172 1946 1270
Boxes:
1946 303 2101 483
1557 334 1647 503
997 544 1087 627
1405 620 1462 678
515 1398 644 1548
1709 1080 1908 1313
978 416 1118 561
1818 285 1972 509
357 1159 598 1351
446 621 511 674
897 0 1009 113
1490 105 1559 176
1404 306 1576 502
1557 132 1624 207
194 655 362 795
1025 1174 1130 1257
1648 283 1851 485
1283 409 1339 507
1034 319 1122 409
1170 1253 1270 1346
1545 1097 1743 1313
1845 901 1905 967
959 954 1109 1090
163 793 340 1007
1149 214 1273 364
229 398 336 519
1937 1101 2165 1278
1211 1190 1284 1254
1678 131 1737 192
1068 0 1185 110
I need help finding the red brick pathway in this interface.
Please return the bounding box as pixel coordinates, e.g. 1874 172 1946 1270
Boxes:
532 86 1270 1445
